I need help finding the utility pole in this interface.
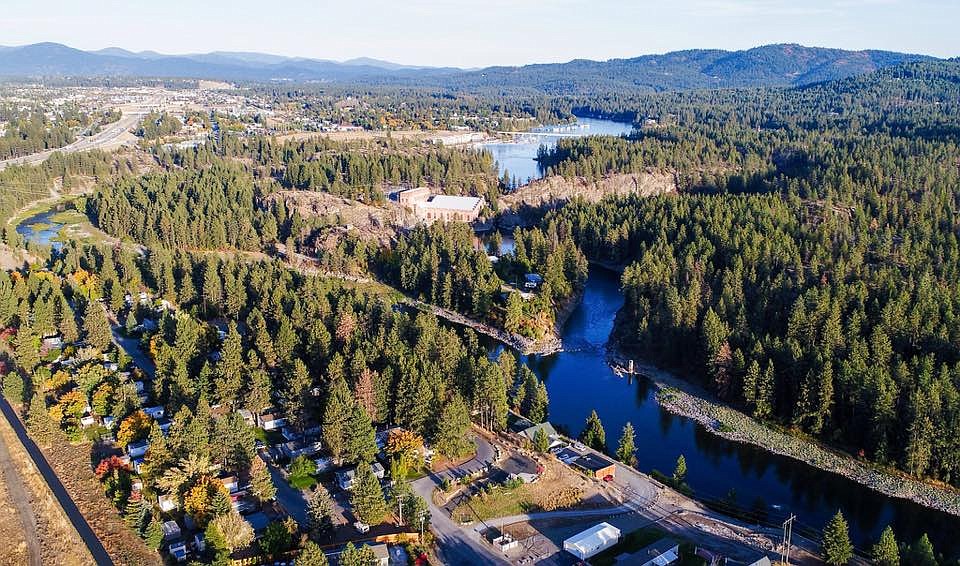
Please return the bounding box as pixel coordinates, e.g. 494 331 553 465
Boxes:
781 514 796 566
398 496 404 526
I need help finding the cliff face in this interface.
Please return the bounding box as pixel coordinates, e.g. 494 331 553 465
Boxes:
497 171 677 229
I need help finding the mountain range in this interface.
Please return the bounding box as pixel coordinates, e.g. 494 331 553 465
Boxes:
0 42 941 92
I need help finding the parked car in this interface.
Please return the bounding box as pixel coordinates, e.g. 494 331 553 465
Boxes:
354 521 370 534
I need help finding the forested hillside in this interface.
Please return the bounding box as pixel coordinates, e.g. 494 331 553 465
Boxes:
542 61 960 485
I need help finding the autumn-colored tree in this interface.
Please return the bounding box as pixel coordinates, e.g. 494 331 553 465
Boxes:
116 410 152 448
184 475 228 526
386 428 423 478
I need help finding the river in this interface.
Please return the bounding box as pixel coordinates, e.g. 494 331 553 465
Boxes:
484 116 960 556
480 116 634 185
526 267 959 556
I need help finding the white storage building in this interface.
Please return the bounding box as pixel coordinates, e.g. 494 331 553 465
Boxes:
563 522 621 560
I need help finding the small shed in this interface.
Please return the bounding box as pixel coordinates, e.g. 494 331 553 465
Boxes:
574 453 617 480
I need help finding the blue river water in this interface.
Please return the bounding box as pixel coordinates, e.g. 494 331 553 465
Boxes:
523 267 959 556
480 116 634 185
483 117 960 557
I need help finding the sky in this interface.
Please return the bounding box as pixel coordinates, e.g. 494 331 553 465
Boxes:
1 0 957 68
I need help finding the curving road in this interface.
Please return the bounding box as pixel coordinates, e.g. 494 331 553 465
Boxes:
0 396 114 564
412 434 512 565
0 104 154 172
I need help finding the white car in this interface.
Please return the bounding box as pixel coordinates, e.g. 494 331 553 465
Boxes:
354 521 370 534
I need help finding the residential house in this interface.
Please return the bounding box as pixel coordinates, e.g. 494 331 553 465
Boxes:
159 494 178 512
573 453 617 481
336 467 357 490
219 475 239 494
259 412 286 431
162 520 182 541
280 439 323 459
168 541 188 563
313 456 335 474
615 538 680 566
127 440 149 459
143 406 165 419
368 543 389 566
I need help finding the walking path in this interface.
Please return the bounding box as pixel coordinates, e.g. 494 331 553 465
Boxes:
0 396 114 565
0 407 42 566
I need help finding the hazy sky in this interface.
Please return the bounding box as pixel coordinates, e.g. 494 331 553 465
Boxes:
1 0 956 67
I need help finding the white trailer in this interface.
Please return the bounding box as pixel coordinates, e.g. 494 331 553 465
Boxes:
563 522 621 560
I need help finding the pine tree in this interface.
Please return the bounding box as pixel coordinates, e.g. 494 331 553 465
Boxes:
305 486 335 541
339 543 377 566
821 510 853 565
83 303 113 351
533 427 550 453
249 456 277 503
616 422 637 467
13 324 40 374
57 296 79 343
279 359 311 431
295 541 329 566
871 525 899 566
672 455 687 484
123 493 148 533
906 534 937 566
3 372 25 404
350 462 387 525
322 375 353 460
344 404 378 464
214 322 244 406
434 393 472 458
26 393 58 445
754 360 775 419
144 516 164 549
579 410 606 452
124 309 138 335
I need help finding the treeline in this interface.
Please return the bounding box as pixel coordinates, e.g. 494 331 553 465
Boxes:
542 61 960 485
0 112 76 160
0 150 132 242
136 111 183 140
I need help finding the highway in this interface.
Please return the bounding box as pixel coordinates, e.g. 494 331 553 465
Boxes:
0 103 154 172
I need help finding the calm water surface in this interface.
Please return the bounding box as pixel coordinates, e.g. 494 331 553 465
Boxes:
17 208 65 250
527 268 959 556
480 120 960 554
481 117 634 185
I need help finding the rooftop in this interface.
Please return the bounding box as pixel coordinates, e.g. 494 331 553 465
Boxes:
424 194 483 212
575 453 615 472
565 522 621 551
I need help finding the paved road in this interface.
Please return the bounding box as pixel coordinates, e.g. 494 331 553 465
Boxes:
260 452 309 526
412 434 511 566
0 104 153 172
0 396 114 565
0 408 42 566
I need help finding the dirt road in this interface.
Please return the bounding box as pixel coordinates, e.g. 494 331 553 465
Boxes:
0 396 112 565
0 411 42 565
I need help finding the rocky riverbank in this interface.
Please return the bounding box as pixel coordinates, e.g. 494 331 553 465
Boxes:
606 348 960 517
